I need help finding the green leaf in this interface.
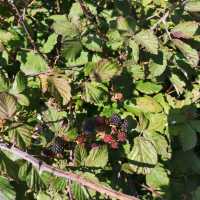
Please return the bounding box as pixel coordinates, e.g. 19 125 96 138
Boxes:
193 186 200 200
0 176 16 200
0 70 9 92
0 92 16 119
41 33 58 54
169 73 186 95
90 59 120 82
15 94 30 106
171 21 198 39
184 1 200 12
48 74 71 105
66 51 88 67
8 123 33 149
116 16 136 32
146 164 169 193
0 29 15 44
10 71 26 94
42 107 67 133
173 39 199 68
122 137 158 174
129 39 139 63
74 144 88 166
0 151 18 178
135 30 158 55
20 51 49 75
127 64 144 80
36 192 51 200
71 182 89 200
83 81 108 105
145 113 167 133
107 30 123 51
148 51 167 78
50 15 78 37
136 96 163 113
179 124 197 151
61 37 82 60
145 131 169 158
82 33 103 52
85 145 108 168
136 81 162 94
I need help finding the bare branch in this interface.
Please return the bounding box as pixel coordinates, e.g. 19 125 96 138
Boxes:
0 142 139 200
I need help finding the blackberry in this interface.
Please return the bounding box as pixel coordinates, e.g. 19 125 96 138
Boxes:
82 118 96 135
50 137 65 154
121 119 128 132
110 114 122 126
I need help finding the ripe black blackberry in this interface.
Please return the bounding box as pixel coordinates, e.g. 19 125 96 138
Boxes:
121 119 128 132
110 114 122 126
50 136 65 154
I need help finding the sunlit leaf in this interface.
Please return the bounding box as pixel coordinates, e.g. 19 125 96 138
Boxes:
0 92 16 119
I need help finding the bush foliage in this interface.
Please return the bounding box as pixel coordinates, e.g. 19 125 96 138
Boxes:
1 0 200 199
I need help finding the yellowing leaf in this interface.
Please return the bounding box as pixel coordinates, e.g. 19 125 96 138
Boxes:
0 93 16 119
171 21 198 39
48 74 71 105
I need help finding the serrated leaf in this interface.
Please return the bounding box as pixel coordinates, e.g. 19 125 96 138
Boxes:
82 33 103 52
136 96 163 113
146 164 169 193
15 94 30 106
8 123 33 149
48 74 71 105
85 145 108 168
74 144 88 166
20 51 49 75
83 81 108 105
171 21 198 39
0 92 16 119
66 51 88 67
71 182 89 200
0 176 16 200
90 59 120 82
107 30 123 51
136 81 162 94
145 113 167 133
0 151 18 178
41 33 58 53
122 137 158 174
184 1 200 12
169 73 186 95
50 15 78 37
173 39 199 68
0 70 9 92
42 107 67 133
148 51 167 78
145 131 169 158
61 37 82 60
135 30 158 55
10 71 26 94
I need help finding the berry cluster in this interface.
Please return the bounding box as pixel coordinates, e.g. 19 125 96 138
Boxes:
102 113 128 149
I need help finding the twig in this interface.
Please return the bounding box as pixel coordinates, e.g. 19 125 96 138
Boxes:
7 1 49 63
0 142 139 200
151 11 169 31
77 0 108 41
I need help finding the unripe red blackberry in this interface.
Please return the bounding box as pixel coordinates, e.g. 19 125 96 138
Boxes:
103 134 114 144
117 131 126 142
110 114 122 126
110 141 118 149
